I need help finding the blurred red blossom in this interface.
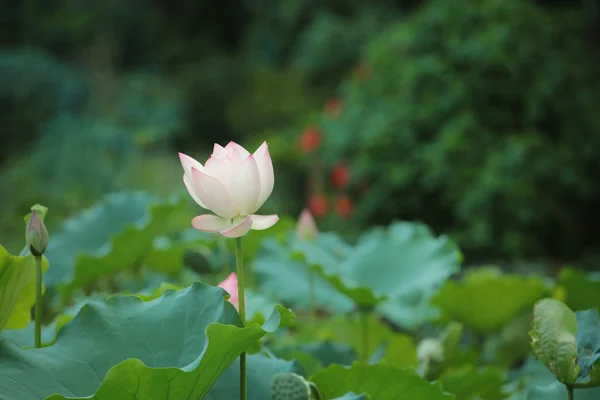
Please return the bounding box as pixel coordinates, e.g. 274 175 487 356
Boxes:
324 97 343 117
334 195 353 218
308 194 328 218
330 162 350 189
300 125 322 153
354 62 371 80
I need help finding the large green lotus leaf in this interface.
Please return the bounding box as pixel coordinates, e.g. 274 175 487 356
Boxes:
204 353 302 399
144 228 217 275
508 357 600 400
311 263 387 309
341 222 461 329
254 236 354 314
0 245 49 331
132 282 272 324
432 267 548 332
529 298 579 385
439 365 505 400
311 361 454 400
298 341 358 368
524 382 600 400
0 282 295 400
574 308 600 386
44 192 185 296
292 234 357 304
291 233 353 274
558 268 600 312
1 313 73 348
333 394 369 400
231 216 295 264
311 315 418 368
510 358 600 399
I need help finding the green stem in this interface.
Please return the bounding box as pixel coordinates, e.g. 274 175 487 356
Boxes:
34 255 43 348
567 385 574 400
308 268 317 327
235 237 246 400
360 309 369 362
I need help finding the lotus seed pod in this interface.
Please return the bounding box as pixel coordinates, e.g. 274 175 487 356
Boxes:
271 372 311 400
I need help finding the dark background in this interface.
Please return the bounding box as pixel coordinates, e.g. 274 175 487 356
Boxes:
1 0 600 267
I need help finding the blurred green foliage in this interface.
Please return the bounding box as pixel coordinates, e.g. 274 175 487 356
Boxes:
1 0 600 262
315 0 600 260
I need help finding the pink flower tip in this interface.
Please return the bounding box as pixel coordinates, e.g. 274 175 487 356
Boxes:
297 208 319 241
218 272 241 310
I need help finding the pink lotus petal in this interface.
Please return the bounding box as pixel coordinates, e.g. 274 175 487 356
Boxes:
253 141 274 209
229 154 261 215
218 272 240 309
191 167 236 219
225 141 250 159
191 214 231 232
212 143 228 159
297 209 318 240
182 174 208 209
250 214 279 231
204 156 232 186
220 216 253 238
178 153 204 176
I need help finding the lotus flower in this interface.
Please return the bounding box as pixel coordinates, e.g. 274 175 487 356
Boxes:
218 272 242 310
296 208 318 241
179 141 279 238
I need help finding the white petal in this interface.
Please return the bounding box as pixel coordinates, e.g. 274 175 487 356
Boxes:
191 167 237 218
178 153 204 176
229 154 261 215
253 141 274 209
204 156 231 186
250 214 279 230
225 141 250 158
212 144 228 159
191 214 232 232
183 174 208 209
228 148 245 170
220 216 253 238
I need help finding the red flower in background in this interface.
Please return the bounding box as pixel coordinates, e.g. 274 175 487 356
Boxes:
300 125 322 153
330 163 350 189
308 194 328 218
354 63 371 81
334 195 353 218
324 97 343 117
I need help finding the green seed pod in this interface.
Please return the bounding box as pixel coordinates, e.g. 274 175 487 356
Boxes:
271 372 311 400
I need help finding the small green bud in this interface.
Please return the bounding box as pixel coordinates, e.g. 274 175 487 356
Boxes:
26 209 48 257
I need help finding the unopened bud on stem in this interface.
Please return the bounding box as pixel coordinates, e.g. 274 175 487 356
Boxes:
26 210 48 257
296 209 318 241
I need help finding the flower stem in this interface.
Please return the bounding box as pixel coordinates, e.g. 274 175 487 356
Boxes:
235 237 246 400
34 255 43 348
308 268 317 327
360 309 369 362
567 385 574 400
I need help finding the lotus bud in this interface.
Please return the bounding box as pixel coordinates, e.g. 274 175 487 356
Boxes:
296 209 318 241
417 338 444 363
26 210 48 257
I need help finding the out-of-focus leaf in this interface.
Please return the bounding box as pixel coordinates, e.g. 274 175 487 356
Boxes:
311 361 454 400
558 268 600 312
432 267 547 332
0 246 49 331
44 192 185 297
